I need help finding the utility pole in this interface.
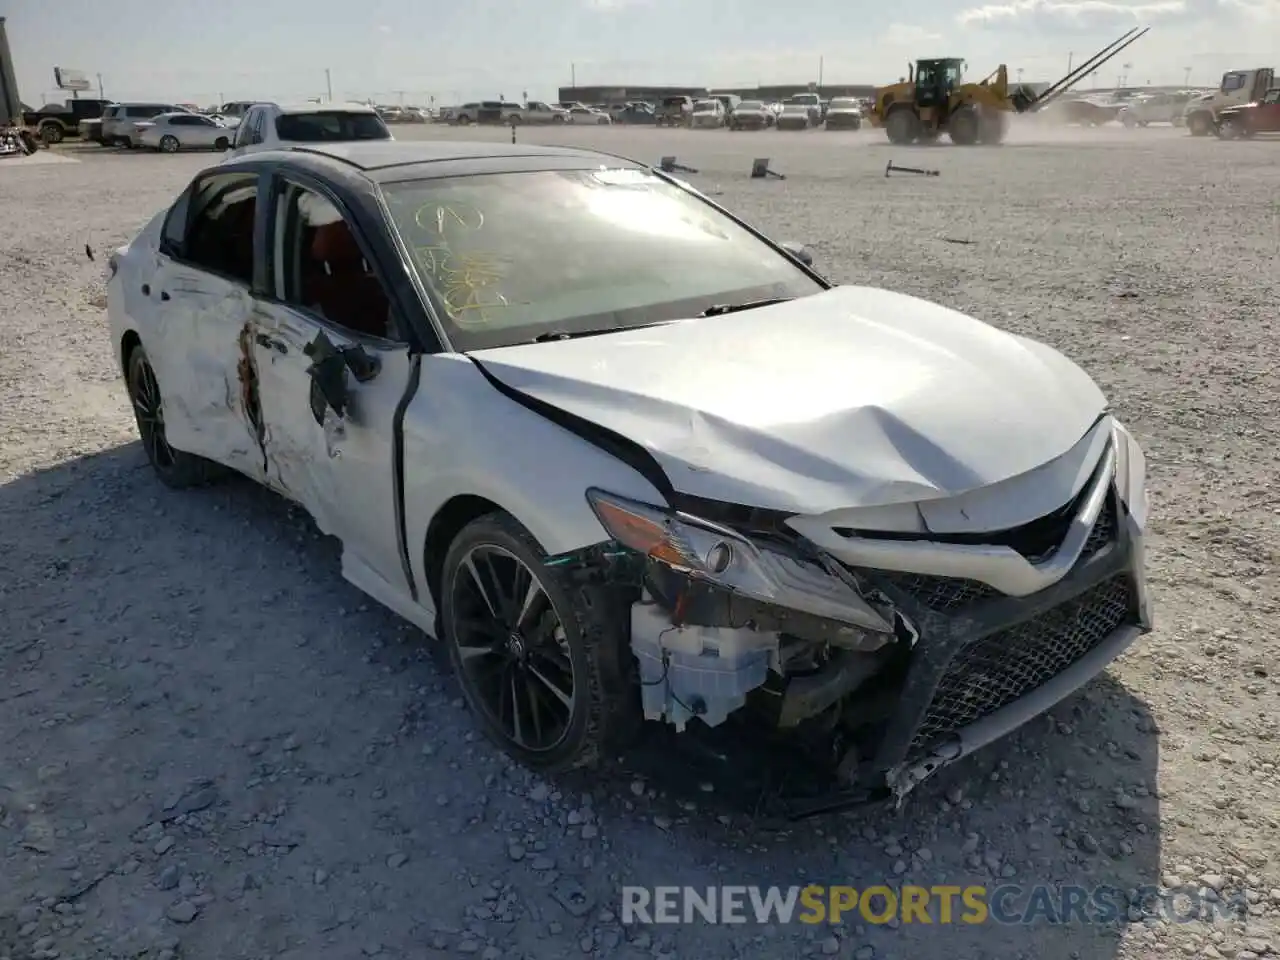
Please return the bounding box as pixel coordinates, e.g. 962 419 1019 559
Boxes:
1183 66 1191 86
571 63 576 89
818 56 824 89
96 73 104 98
325 68 333 102
1067 51 1073 74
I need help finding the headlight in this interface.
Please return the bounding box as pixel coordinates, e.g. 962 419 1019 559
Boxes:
585 489 894 631
1111 419 1148 530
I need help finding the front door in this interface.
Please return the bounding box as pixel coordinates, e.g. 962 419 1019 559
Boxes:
250 175 412 591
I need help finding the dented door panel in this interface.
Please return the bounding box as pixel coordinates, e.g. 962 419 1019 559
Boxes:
251 302 410 590
144 258 268 483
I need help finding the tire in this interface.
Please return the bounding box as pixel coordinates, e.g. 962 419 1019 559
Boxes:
159 135 180 153
885 108 919 144
1216 118 1244 140
214 136 229 150
948 106 980 145
39 122 64 145
440 511 640 772
458 115 472 125
126 345 222 489
1188 113 1212 137
507 114 522 125
1122 114 1135 128
553 114 565 123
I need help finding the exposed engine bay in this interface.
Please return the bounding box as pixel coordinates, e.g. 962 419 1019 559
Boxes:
559 419 1149 818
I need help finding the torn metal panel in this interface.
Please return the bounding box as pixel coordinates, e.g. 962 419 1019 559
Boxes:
140 265 269 484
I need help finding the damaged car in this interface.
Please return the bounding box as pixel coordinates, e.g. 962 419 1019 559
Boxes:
105 141 1151 815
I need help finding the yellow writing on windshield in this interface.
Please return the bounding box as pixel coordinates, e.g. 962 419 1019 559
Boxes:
414 202 485 236
414 244 508 326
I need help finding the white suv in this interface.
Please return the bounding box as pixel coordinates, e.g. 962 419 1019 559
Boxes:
227 102 392 157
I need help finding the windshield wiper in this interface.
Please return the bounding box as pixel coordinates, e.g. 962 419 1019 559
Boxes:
698 297 794 317
529 320 678 343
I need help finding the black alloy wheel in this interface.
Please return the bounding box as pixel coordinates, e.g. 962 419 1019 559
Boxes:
451 543 576 753
126 345 219 488
441 513 640 771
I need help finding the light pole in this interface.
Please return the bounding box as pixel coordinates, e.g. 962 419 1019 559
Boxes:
1183 66 1191 87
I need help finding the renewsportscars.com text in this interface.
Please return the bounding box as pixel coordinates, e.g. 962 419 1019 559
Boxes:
621 885 1248 926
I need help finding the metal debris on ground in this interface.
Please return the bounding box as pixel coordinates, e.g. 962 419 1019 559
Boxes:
658 155 698 174
886 160 940 178
750 158 785 180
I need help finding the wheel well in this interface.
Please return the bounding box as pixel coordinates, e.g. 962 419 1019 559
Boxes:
423 494 502 610
120 330 142 376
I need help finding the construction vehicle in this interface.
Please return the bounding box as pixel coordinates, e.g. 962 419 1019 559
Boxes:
867 26 1150 145
1183 68 1275 136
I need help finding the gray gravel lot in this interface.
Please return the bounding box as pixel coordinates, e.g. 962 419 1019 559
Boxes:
2 121 1278 960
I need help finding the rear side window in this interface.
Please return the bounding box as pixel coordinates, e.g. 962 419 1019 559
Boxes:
275 111 389 142
127 105 169 119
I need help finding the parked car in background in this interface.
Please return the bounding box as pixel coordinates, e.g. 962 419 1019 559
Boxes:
657 96 694 127
511 101 569 124
729 100 773 130
78 117 108 144
776 102 817 130
1042 97 1124 126
784 93 824 125
824 97 864 130
567 106 611 125
218 102 258 126
613 103 657 124
102 103 192 147
1215 88 1280 138
709 93 742 117
22 97 112 144
227 102 391 158
135 113 235 153
1119 92 1193 127
453 102 505 124
691 99 726 129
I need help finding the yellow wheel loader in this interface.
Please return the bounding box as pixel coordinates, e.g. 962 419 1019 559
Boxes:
868 27 1150 146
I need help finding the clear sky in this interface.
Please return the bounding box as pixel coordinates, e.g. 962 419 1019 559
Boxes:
3 0 1275 107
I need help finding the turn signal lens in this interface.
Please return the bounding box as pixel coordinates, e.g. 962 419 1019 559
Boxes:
586 491 693 568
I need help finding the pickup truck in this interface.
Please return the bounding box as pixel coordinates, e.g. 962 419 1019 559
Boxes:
506 101 568 124
1215 88 1280 138
23 97 112 144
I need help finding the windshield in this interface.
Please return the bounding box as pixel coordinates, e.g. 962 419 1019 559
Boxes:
738 100 764 110
693 100 717 111
275 111 390 142
830 98 858 109
783 104 808 113
380 168 824 351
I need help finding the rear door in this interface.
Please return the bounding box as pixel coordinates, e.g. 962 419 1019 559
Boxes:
249 170 414 588
142 168 269 482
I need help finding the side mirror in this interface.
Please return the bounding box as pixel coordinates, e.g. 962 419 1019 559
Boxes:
780 240 814 267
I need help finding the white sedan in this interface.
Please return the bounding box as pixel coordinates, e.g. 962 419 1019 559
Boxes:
104 140 1150 814
566 106 611 125
135 113 235 153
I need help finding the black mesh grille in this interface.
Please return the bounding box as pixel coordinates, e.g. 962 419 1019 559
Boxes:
873 497 1118 613
909 576 1134 752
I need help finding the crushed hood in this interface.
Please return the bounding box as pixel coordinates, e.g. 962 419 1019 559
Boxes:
471 286 1107 514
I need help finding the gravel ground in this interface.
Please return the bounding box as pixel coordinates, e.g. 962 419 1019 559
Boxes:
1 121 1278 960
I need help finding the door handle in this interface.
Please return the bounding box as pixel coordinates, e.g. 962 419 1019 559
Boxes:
255 333 288 355
141 283 150 296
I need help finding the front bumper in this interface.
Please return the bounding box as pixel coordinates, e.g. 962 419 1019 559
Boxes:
777 119 811 130
621 422 1150 817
